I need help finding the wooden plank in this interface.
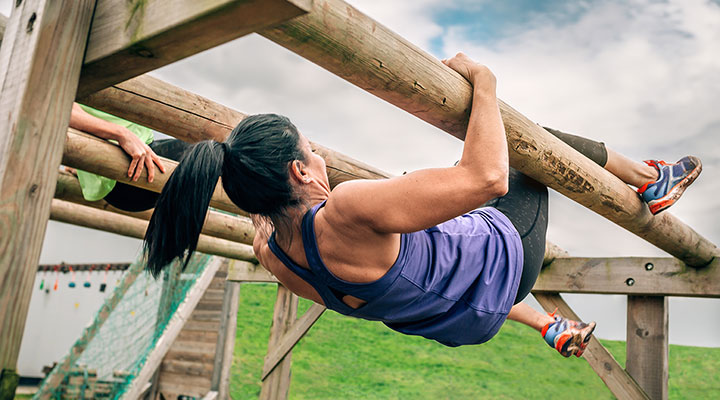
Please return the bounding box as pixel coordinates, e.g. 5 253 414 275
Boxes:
533 257 720 297
228 260 279 283
627 296 668 400
49 198 256 262
259 0 718 267
54 170 255 244
204 391 219 400
160 359 214 377
533 293 649 400
218 282 240 400
0 0 95 395
122 257 223 400
260 285 298 400
77 0 312 97
262 304 326 380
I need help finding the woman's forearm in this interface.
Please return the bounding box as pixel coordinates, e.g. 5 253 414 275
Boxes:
69 103 128 142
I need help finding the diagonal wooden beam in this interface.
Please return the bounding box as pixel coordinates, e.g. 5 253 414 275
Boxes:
258 0 718 267
533 293 650 400
262 303 326 380
0 1 95 394
76 0 312 97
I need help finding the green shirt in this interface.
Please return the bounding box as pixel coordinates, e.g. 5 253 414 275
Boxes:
76 105 154 201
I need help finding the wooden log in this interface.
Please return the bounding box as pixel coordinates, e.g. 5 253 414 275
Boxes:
626 296 668 400
258 0 718 267
216 282 240 400
0 0 95 390
121 257 224 400
260 285 298 400
63 128 244 216
0 13 6 44
532 257 720 298
262 304 325 380
228 260 279 283
55 170 255 244
35 252 148 399
533 293 649 400
49 199 257 262
77 0 312 97
543 241 568 267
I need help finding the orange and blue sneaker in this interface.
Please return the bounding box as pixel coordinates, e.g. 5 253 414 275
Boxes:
542 310 596 358
637 156 702 215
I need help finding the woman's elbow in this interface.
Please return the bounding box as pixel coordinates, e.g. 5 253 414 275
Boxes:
487 173 509 197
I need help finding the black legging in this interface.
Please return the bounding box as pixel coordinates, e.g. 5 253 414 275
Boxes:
481 128 608 304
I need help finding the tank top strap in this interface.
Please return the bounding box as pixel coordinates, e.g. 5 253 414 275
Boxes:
267 231 317 284
301 200 335 281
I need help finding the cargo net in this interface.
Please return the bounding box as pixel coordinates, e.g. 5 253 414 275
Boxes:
35 252 214 399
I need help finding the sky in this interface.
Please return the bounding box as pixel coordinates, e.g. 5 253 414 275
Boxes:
2 0 718 347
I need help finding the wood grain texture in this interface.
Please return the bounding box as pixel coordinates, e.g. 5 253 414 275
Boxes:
533 293 650 400
228 260 279 283
262 304 325 380
259 0 718 267
260 285 298 400
626 296 668 400
533 257 720 297
49 199 257 262
122 257 224 400
218 282 240 400
77 0 311 97
55 170 255 244
0 0 95 373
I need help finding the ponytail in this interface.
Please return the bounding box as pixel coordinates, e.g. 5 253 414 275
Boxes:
144 141 225 278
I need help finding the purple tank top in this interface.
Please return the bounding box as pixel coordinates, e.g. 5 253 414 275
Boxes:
267 201 523 347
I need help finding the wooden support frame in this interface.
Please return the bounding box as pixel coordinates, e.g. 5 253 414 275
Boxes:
259 0 718 267
50 199 256 262
0 1 95 396
77 0 312 97
626 296 669 400
211 281 241 400
533 293 650 400
533 257 720 298
122 257 225 399
260 285 299 400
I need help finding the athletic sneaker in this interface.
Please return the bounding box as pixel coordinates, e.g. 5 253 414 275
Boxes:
542 310 596 358
637 156 702 215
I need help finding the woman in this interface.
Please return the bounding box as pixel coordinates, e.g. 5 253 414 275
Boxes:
144 53 701 357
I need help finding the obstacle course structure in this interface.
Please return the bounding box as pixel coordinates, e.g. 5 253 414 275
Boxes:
0 1 718 399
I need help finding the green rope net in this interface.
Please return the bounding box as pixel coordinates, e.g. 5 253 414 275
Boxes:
35 252 213 399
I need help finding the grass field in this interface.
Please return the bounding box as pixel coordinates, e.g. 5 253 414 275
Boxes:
231 284 720 400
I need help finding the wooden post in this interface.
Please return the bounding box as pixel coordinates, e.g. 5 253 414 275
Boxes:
121 258 224 400
211 281 241 400
49 199 257 262
0 1 95 396
626 296 669 400
260 285 298 400
533 293 649 400
259 0 718 267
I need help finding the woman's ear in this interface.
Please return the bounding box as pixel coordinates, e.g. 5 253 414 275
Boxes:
289 160 310 184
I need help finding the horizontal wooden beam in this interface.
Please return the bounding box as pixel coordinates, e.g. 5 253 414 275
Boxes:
259 0 718 267
62 128 244 216
55 170 255 245
533 293 649 400
77 0 312 97
227 260 278 283
533 257 720 298
50 199 256 262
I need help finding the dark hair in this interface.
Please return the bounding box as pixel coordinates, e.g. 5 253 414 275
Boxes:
144 114 305 277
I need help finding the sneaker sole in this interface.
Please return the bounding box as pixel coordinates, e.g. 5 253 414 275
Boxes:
559 321 596 358
648 156 702 215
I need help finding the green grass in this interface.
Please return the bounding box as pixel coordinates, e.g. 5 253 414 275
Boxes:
231 284 720 400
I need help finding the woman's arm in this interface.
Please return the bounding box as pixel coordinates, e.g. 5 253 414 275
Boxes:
69 103 165 182
324 53 508 234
